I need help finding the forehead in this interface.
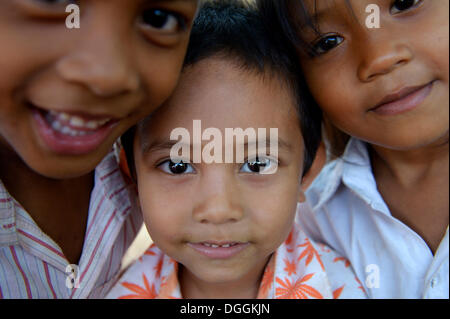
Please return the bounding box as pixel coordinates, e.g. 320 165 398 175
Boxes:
298 0 360 26
137 57 302 142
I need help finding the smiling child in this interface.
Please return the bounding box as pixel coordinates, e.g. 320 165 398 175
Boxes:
258 0 449 298
106 0 366 299
0 0 198 298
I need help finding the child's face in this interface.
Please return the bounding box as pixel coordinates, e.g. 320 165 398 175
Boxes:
133 58 305 286
298 0 448 150
0 0 198 178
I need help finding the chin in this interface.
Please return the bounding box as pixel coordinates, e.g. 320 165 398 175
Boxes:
25 153 104 180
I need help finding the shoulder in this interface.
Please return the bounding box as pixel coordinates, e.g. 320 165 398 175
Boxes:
291 226 368 299
105 244 165 299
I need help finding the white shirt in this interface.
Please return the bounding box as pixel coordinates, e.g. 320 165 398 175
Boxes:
298 138 449 299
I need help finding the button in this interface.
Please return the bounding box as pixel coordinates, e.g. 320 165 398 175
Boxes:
430 278 438 288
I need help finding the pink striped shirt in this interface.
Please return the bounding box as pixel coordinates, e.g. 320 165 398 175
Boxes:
0 149 142 298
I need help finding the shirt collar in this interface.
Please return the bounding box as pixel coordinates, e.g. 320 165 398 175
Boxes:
0 179 19 246
311 138 390 214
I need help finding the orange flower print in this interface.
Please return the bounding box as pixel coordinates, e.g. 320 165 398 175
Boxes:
333 285 344 299
258 258 275 298
333 257 350 268
355 276 365 293
119 274 157 299
297 238 325 270
154 257 164 278
275 273 323 299
317 242 331 253
283 258 297 276
139 245 157 262
284 231 294 253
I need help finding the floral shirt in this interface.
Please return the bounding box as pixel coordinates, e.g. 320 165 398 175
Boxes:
106 218 367 299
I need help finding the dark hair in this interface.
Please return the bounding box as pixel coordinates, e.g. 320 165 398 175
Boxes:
257 0 351 156
123 0 322 176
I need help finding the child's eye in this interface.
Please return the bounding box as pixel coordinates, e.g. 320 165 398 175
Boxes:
240 157 278 174
312 34 344 55
140 8 185 33
390 0 423 14
158 160 195 175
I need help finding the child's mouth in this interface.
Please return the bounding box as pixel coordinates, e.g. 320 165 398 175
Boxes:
31 105 120 156
188 241 249 259
44 110 113 137
370 81 434 116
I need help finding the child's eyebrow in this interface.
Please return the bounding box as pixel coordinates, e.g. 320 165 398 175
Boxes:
241 138 292 152
300 0 357 30
141 140 181 155
140 138 293 155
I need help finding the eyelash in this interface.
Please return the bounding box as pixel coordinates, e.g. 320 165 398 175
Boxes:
21 0 188 35
139 8 187 34
311 33 344 56
390 0 423 14
310 0 425 56
156 157 280 176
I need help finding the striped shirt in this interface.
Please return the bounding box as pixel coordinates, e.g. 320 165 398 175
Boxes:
0 150 143 299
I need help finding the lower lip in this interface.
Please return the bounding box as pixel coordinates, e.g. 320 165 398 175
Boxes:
371 82 434 116
32 108 119 156
188 243 249 259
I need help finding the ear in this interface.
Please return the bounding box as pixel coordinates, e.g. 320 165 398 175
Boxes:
299 142 326 201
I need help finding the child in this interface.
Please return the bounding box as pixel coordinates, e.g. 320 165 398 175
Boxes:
258 0 449 298
0 0 198 298
106 0 366 299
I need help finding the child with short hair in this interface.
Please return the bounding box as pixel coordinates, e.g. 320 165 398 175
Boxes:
258 0 449 298
0 0 198 298
106 0 366 299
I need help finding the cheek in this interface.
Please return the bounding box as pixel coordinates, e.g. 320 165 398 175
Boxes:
304 63 353 114
136 45 187 115
137 175 193 243
246 178 300 248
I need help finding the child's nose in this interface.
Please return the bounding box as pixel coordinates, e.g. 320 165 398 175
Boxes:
55 28 140 97
357 32 413 82
192 173 244 225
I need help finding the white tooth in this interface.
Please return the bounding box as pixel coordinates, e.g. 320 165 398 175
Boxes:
61 126 71 135
70 116 86 128
203 243 211 247
59 113 71 122
95 119 109 126
86 121 100 130
52 120 62 131
211 244 219 248
222 244 230 248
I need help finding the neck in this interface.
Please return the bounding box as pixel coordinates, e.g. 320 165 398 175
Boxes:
0 147 94 264
370 134 449 186
179 257 269 299
369 134 449 253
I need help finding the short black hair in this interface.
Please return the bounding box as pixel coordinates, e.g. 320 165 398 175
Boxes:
123 0 322 176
